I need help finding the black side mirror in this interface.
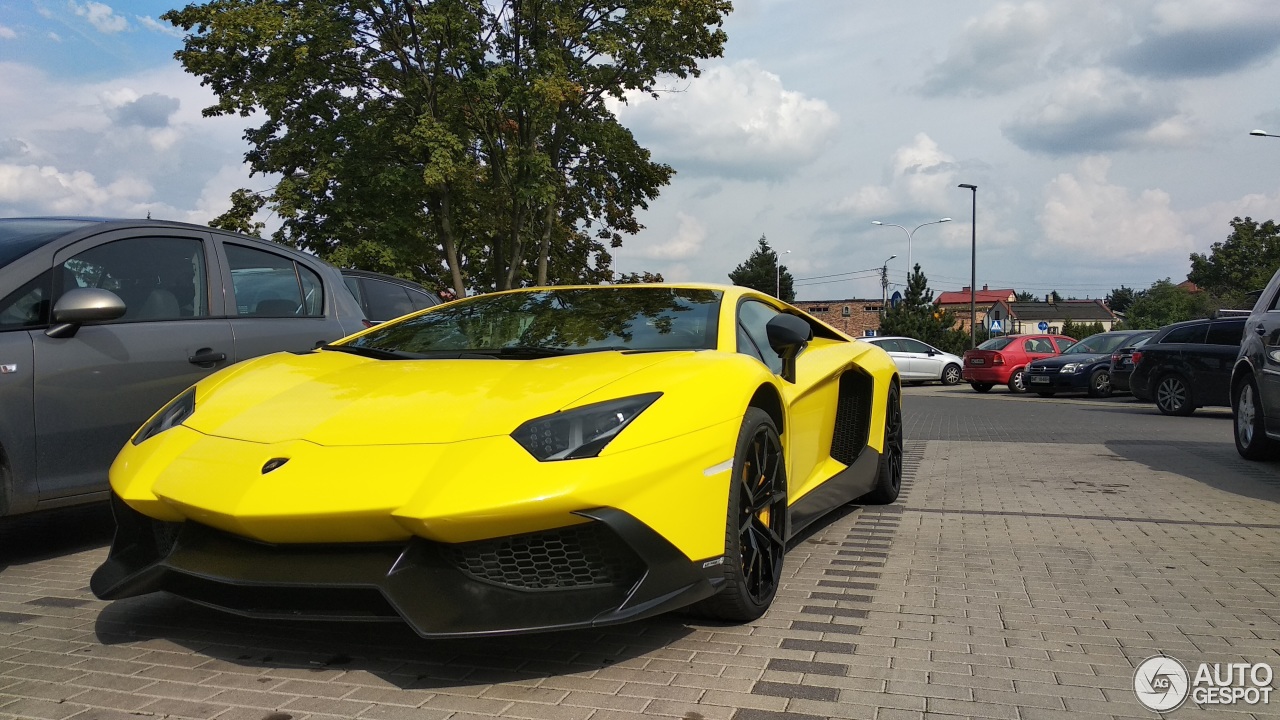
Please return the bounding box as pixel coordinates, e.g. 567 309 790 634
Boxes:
766 313 813 383
47 288 126 339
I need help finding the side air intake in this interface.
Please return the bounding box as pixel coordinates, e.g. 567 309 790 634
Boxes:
830 369 873 465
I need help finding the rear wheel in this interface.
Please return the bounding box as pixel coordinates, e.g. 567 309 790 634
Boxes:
971 382 993 393
941 364 962 386
1155 374 1194 416
692 408 787 622
859 382 902 505
1235 376 1278 460
1087 369 1113 398
1007 369 1027 393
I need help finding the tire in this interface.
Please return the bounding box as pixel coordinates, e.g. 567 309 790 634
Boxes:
859 382 903 505
1235 375 1278 460
1007 368 1027 393
971 382 993 393
1087 369 1113 398
691 408 787 622
1036 391 1055 398
941 364 962 386
1154 374 1194 416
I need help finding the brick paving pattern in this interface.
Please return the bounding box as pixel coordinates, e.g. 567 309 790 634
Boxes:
1 387 1277 719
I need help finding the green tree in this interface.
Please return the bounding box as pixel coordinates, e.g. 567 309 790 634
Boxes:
879 264 959 350
1059 318 1105 340
728 236 794 301
1188 216 1280 309
209 188 267 238
1123 279 1212 329
1106 286 1136 315
164 0 731 296
1014 291 1037 302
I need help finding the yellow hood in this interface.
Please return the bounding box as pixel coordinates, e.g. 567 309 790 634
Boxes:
184 349 681 446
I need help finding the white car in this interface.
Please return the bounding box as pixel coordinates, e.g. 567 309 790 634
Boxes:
862 336 964 385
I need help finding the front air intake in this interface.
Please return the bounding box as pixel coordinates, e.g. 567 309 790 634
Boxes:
441 521 645 592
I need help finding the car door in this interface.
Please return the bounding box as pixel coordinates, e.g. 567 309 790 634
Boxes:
0 270 47 514
872 338 912 378
217 241 349 361
33 229 233 503
1202 319 1246 405
1258 287 1280 423
899 338 943 380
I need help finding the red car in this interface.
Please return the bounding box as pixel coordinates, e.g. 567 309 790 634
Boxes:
962 334 1076 393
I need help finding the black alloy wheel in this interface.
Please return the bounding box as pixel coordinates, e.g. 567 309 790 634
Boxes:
1088 369 1113 398
1235 376 1278 460
859 382 903 505
692 408 787 621
1155 374 1194 416
1008 369 1027 393
941 364 962 386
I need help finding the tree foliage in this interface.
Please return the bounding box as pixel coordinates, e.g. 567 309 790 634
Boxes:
728 235 794 301
1105 286 1136 315
165 0 732 296
1059 317 1104 340
1188 216 1280 309
1122 279 1212 329
1014 290 1036 302
879 264 967 351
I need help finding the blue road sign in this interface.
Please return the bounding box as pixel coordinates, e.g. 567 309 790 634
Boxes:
1038 321 1049 331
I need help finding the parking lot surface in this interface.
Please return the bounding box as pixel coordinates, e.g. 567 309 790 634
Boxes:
2 385 1278 720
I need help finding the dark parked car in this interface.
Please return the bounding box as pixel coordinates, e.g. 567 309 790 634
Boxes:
1108 332 1156 392
341 269 441 324
1026 330 1152 398
1130 316 1247 415
0 217 368 517
1232 268 1280 459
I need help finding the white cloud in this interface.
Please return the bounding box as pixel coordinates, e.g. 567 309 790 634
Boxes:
833 134 960 216
920 1 1059 96
614 60 839 181
0 163 150 214
137 15 183 39
71 1 128 34
1182 188 1280 250
635 212 705 260
0 25 17 40
1039 156 1193 261
48 32 62 43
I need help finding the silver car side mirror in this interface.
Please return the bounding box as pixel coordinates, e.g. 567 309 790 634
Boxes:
47 288 127 339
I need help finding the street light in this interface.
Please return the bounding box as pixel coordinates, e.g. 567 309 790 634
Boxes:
1251 129 1280 138
880 254 897 315
870 218 952 276
957 184 978 349
775 249 791 298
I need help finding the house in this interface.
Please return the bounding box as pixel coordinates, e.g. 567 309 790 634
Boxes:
935 285 1017 333
791 299 884 337
1005 299 1118 334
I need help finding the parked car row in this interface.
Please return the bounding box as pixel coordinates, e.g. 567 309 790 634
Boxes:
961 333 1076 393
0 217 439 518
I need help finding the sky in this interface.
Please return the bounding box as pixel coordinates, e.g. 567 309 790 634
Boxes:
1 1 1279 301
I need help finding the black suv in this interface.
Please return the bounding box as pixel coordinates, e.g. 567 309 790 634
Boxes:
1130 316 1246 415
1232 269 1280 459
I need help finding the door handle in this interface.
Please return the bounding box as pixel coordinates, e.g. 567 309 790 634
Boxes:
189 349 227 365
1257 324 1267 336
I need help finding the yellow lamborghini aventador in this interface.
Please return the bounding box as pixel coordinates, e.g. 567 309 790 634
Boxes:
92 283 902 637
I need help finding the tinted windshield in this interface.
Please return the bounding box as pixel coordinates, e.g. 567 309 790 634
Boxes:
978 337 1013 351
0 219 99 268
341 287 722 357
1063 333 1138 355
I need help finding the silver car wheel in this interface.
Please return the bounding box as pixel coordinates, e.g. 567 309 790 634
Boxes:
1238 383 1256 448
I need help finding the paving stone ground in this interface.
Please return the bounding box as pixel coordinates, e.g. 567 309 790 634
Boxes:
1 386 1278 720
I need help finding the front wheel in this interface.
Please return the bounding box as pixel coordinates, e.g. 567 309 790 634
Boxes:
971 382 993 393
1235 376 1277 460
858 382 903 505
1087 369 1113 398
1155 374 1194 416
941 364 962 386
691 408 787 622
1007 369 1027 393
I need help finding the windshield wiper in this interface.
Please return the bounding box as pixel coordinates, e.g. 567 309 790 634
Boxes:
322 344 416 361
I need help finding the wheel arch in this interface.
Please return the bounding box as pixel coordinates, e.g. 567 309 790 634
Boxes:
747 383 785 437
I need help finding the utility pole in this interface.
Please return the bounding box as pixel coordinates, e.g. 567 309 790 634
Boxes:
880 255 896 316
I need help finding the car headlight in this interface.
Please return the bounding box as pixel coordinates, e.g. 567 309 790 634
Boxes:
1060 363 1085 373
512 393 661 461
132 388 196 445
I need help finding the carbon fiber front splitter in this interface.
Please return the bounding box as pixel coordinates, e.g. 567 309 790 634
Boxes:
91 497 723 638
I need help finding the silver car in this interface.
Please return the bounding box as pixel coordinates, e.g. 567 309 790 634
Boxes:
0 218 367 517
862 336 964 385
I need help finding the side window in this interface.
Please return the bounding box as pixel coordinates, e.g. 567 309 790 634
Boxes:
1023 338 1051 353
1160 324 1206 344
225 244 323 318
59 237 207 322
1054 337 1075 352
408 288 439 311
0 270 53 330
877 339 903 353
899 339 931 353
737 300 784 374
1206 320 1246 346
362 278 416 321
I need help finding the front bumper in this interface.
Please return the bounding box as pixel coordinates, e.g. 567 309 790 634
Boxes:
91 495 722 638
1024 371 1088 391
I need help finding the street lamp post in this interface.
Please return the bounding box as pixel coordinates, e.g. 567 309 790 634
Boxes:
870 218 952 275
1251 129 1280 138
957 184 978 349
775 249 791 299
881 254 897 316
